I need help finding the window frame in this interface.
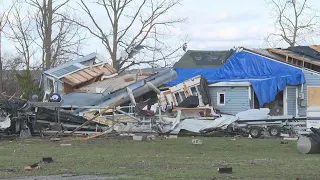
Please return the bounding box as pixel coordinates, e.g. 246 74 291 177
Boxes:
217 92 226 106
190 86 199 96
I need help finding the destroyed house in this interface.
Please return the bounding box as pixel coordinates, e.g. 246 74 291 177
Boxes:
41 52 117 100
166 46 320 117
41 53 178 116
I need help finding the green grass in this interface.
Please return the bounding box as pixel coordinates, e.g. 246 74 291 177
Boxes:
0 136 319 180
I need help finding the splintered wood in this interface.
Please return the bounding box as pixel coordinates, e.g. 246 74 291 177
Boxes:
307 87 320 106
70 97 124 134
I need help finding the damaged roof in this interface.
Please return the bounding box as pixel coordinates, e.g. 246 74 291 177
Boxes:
173 50 235 68
43 52 117 87
61 64 116 87
77 73 150 94
44 53 112 78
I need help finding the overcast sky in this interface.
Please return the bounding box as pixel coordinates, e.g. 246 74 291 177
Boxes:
2 0 320 61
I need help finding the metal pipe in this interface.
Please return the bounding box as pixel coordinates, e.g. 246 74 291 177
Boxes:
72 69 177 114
115 108 141 122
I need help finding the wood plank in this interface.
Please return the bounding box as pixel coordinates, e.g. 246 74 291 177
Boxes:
83 68 99 76
91 67 103 74
307 87 320 106
104 64 117 73
70 97 124 134
268 48 320 69
61 77 76 87
77 70 93 79
99 66 113 75
64 75 82 85
63 82 75 93
71 73 87 83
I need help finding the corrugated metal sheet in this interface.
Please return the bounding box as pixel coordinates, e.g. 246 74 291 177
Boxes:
287 86 297 116
44 53 99 77
209 86 250 115
50 65 81 77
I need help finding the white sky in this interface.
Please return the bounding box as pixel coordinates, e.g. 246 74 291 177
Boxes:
1 0 320 63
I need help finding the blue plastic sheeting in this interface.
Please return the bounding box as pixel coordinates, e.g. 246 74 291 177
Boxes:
167 51 305 107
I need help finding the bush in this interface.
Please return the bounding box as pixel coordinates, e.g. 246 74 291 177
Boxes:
16 70 41 99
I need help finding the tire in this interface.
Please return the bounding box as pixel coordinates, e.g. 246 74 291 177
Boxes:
29 93 40 102
268 126 281 137
49 93 62 102
249 126 262 138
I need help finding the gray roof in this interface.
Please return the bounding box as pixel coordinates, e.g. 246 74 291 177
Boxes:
44 53 104 78
242 48 286 61
173 50 235 68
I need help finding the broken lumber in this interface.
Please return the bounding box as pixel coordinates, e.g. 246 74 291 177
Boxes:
70 97 124 134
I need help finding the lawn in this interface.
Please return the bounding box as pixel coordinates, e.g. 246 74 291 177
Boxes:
0 136 319 180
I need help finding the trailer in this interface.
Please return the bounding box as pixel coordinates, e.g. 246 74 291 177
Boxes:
296 106 320 154
232 118 307 138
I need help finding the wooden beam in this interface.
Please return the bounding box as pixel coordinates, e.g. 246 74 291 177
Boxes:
64 75 82 85
71 73 87 82
77 71 94 80
70 97 124 134
98 66 113 75
91 67 103 74
84 68 99 77
268 48 320 69
61 77 77 87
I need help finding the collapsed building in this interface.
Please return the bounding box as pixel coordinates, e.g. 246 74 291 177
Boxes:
1 46 320 144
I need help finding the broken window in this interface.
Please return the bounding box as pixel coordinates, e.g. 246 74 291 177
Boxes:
180 91 186 100
175 92 181 104
190 86 198 96
217 92 225 105
46 78 54 92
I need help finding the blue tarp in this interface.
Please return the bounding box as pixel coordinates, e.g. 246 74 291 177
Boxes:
167 51 305 107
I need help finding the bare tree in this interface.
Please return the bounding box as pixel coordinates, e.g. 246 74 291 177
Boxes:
28 0 86 70
266 0 320 47
72 0 185 73
6 3 37 71
0 1 16 93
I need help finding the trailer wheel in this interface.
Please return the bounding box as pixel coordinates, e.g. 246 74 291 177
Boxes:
268 126 281 137
249 127 262 138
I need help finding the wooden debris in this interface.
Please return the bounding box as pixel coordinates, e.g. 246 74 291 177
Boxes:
24 163 40 171
60 143 72 146
70 97 124 134
192 139 203 145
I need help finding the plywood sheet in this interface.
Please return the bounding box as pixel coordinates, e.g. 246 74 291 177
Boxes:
64 75 82 85
71 73 87 82
98 66 113 74
308 87 320 106
91 67 103 74
84 69 99 76
77 71 93 80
